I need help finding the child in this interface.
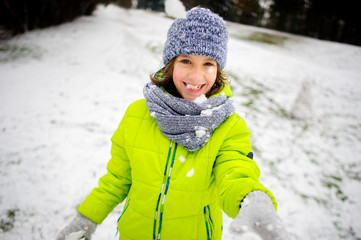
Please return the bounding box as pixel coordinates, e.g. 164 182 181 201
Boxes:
57 7 289 240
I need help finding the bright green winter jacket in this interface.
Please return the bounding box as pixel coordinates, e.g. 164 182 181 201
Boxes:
78 85 277 240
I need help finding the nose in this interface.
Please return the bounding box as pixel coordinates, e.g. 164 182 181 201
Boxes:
188 66 203 82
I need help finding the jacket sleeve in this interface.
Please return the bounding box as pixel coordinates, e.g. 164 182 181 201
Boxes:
77 110 132 224
213 115 277 219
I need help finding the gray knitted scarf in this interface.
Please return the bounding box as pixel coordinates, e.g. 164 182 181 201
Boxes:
143 82 234 151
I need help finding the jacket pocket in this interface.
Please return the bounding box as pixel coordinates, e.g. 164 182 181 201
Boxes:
203 205 215 240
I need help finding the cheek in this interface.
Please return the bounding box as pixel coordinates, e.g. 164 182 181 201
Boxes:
206 70 217 85
172 68 184 85
207 66 215 73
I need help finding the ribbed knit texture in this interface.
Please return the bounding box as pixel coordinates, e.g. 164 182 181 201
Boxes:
56 213 97 240
163 7 228 69
143 82 234 151
230 191 290 240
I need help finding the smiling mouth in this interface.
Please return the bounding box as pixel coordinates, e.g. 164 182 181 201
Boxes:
184 83 205 91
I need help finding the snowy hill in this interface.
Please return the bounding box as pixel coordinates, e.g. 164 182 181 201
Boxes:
0 4 360 240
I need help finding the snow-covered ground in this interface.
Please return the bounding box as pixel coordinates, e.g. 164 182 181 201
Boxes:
1 4 361 240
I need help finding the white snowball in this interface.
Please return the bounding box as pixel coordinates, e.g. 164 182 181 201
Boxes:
65 231 86 240
164 0 186 19
193 94 207 104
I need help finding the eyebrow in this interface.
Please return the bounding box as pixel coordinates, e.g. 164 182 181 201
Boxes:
204 57 216 62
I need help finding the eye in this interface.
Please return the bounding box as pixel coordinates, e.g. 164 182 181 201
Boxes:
181 59 191 64
204 62 214 66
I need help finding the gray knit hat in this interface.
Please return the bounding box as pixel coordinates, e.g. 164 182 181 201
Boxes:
162 7 228 69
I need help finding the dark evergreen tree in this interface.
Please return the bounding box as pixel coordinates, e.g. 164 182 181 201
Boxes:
230 0 263 26
181 0 262 26
136 0 164 11
266 0 308 33
180 0 227 15
0 0 113 38
1 0 360 45
113 0 132 8
264 0 361 45
306 0 361 45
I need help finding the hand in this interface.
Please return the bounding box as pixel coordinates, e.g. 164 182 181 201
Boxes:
56 213 97 240
230 191 291 240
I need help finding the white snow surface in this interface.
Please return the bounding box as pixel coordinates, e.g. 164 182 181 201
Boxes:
1 4 361 240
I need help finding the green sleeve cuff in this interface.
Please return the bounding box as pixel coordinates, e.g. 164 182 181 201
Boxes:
77 191 115 224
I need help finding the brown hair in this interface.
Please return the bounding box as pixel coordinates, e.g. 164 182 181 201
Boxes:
150 58 227 98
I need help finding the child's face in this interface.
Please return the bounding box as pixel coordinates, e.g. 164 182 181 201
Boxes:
172 55 217 101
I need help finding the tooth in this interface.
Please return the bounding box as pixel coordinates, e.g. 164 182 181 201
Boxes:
186 84 201 90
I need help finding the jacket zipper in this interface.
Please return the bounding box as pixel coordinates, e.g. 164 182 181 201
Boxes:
116 200 130 236
153 141 178 240
204 205 214 240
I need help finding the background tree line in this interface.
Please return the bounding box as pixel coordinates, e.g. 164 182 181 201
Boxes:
1 0 360 46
